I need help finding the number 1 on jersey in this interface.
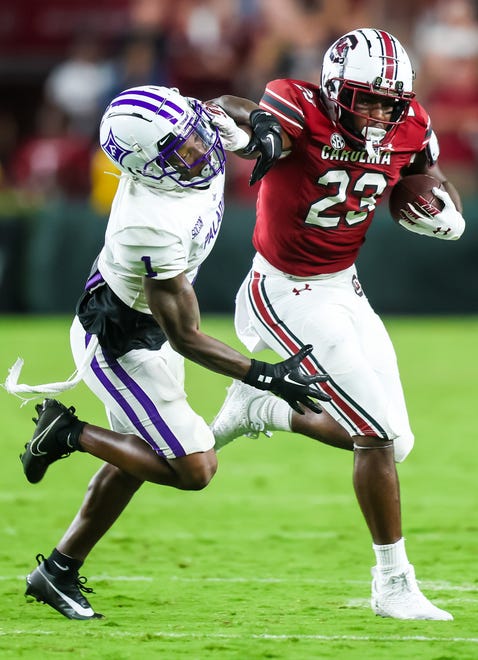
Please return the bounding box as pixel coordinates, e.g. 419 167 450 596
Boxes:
141 255 158 278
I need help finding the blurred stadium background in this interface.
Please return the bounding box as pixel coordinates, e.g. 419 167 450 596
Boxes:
0 0 476 315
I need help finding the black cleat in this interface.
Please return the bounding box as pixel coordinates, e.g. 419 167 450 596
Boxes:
20 399 84 484
25 554 103 620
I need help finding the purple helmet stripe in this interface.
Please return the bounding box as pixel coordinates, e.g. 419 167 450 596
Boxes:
110 98 180 123
117 88 184 114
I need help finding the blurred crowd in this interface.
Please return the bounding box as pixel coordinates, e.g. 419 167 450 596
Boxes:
0 0 477 215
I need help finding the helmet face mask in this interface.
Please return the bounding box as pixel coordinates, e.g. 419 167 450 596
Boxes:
321 29 415 152
100 87 226 191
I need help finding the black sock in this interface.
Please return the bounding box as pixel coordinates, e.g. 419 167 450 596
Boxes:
58 420 86 452
45 548 83 580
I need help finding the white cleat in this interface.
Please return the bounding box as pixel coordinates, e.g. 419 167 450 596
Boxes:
211 380 273 449
371 564 453 621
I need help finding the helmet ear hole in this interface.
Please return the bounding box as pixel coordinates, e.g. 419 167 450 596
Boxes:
326 80 337 93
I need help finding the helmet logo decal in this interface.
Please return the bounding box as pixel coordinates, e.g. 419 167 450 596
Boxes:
329 34 358 64
331 132 346 149
101 128 133 166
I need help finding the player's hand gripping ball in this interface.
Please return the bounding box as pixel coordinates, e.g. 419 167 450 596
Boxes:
388 174 444 223
387 173 464 240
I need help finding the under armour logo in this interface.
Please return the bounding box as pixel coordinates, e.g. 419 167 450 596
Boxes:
434 226 451 236
292 283 311 296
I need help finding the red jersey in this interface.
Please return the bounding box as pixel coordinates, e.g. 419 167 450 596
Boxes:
254 79 433 276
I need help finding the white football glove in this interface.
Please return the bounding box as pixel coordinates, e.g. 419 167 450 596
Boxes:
398 187 465 240
204 102 251 152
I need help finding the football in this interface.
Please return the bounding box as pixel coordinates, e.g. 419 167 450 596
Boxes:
388 174 444 223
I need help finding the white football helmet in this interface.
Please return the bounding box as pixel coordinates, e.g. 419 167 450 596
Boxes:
321 29 415 152
99 85 226 191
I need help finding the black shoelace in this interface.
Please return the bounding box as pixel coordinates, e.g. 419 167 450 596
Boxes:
35 552 95 594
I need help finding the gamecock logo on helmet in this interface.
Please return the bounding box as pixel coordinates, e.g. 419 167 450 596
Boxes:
330 34 359 63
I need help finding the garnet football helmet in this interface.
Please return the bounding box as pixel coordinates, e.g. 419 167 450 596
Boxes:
321 29 415 153
99 85 226 191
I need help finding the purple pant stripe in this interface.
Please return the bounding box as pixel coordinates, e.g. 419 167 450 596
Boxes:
85 271 103 291
89 353 165 456
85 334 185 457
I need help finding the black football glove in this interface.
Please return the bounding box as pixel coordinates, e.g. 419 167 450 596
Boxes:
243 109 282 186
243 344 330 414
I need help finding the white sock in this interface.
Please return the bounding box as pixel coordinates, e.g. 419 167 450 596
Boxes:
373 537 409 576
250 394 292 431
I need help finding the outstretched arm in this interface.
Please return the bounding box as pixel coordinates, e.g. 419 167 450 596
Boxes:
210 95 293 153
144 273 250 379
144 274 329 413
209 95 260 131
208 95 291 184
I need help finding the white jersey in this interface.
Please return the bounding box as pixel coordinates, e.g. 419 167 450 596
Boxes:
98 172 225 313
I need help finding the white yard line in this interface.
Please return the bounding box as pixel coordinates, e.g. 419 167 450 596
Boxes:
0 630 477 643
2 574 478 592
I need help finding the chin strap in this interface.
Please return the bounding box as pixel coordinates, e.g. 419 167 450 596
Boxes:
364 139 379 158
362 126 387 158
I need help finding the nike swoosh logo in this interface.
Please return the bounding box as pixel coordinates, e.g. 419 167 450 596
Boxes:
29 414 64 456
38 566 94 617
53 560 69 571
266 134 275 157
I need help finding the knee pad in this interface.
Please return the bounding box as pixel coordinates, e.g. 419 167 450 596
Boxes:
393 431 415 463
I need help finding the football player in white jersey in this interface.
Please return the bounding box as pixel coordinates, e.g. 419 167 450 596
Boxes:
11 86 336 620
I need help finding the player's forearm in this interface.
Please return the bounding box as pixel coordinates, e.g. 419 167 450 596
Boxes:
144 276 252 380
209 95 259 126
169 329 251 380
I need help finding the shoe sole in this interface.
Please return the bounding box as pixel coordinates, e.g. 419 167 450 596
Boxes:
372 599 453 621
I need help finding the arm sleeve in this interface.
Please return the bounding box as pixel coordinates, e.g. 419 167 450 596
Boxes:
259 79 308 139
115 228 188 281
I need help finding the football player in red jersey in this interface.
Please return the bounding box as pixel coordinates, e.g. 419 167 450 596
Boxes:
209 28 465 620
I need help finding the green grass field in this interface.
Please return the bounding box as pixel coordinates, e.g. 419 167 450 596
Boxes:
0 315 477 659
